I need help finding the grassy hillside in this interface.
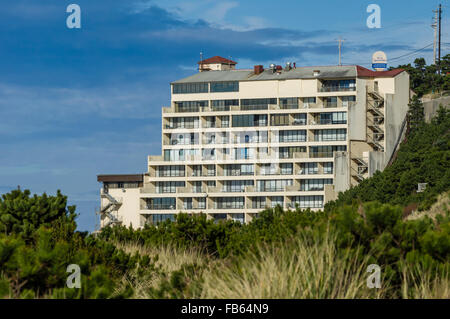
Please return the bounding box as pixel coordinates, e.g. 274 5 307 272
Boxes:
327 106 450 211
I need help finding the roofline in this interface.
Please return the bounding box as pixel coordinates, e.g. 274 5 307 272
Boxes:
97 174 144 183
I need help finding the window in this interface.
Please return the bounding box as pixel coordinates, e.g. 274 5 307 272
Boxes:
156 181 185 193
291 196 323 208
198 198 206 209
220 116 230 128
261 163 277 175
234 147 255 160
213 214 228 222
211 99 239 111
105 182 140 189
279 146 306 159
279 97 299 109
321 79 356 92
301 163 318 175
279 130 306 142
314 129 347 141
173 83 208 94
202 148 215 160
146 198 176 210
318 112 347 124
151 214 176 224
170 133 197 145
204 116 216 128
210 81 239 92
257 179 293 192
309 145 346 158
169 117 199 129
323 162 333 174
175 101 208 113
183 198 193 209
230 213 245 223
300 179 333 191
222 180 254 192
207 165 216 176
164 149 198 161
280 163 293 175
192 165 202 176
271 114 290 126
241 98 277 110
192 181 203 193
271 196 284 208
156 165 185 177
303 97 316 108
341 96 356 107
215 197 245 209
293 113 307 125
323 97 337 108
232 114 267 127
252 197 266 209
224 164 254 176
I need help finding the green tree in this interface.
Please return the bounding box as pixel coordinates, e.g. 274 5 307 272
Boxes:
0 188 76 239
407 95 425 133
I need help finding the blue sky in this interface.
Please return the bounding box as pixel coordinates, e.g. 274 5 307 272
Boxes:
0 0 449 231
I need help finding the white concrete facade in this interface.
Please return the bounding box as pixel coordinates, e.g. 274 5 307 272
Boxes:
97 62 410 229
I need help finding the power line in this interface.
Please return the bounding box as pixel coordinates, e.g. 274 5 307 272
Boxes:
342 43 434 65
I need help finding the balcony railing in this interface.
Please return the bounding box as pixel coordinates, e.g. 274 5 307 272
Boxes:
323 102 338 108
311 119 347 125
320 86 356 92
240 105 269 111
144 205 176 210
309 152 334 158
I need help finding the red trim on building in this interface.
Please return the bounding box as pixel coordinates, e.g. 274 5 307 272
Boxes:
356 65 405 77
198 56 237 65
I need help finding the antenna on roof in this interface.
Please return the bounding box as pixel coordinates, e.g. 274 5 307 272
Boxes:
336 37 346 66
199 51 203 72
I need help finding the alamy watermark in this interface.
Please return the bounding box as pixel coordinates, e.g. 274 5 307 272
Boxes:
367 4 381 29
66 4 81 29
366 264 381 288
66 264 81 288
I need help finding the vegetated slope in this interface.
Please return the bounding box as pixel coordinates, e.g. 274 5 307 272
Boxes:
327 108 450 211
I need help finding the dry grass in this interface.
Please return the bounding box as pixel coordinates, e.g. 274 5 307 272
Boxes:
401 265 450 299
199 231 387 299
115 242 207 273
112 242 208 298
111 235 449 299
406 192 450 221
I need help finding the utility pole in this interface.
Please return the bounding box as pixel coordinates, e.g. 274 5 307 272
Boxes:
336 37 345 66
438 4 442 74
432 8 438 65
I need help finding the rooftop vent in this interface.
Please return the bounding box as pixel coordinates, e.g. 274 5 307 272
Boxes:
285 62 292 71
313 70 320 76
270 63 276 73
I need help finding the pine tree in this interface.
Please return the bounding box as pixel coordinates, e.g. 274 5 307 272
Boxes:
407 95 424 133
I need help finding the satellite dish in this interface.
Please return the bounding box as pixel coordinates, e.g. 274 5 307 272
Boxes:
372 51 387 71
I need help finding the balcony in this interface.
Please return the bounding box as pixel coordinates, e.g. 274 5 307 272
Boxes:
292 118 307 125
323 102 338 108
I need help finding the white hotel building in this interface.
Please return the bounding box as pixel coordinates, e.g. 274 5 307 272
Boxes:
97 56 410 229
